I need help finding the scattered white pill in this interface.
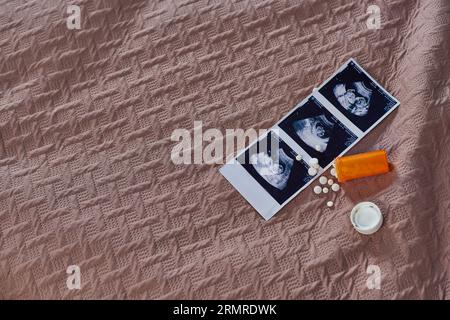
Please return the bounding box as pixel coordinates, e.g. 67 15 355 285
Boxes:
330 168 337 177
315 145 321 152
328 179 334 186
327 201 334 207
308 158 319 166
313 186 322 194
308 167 318 176
331 183 340 192
295 154 302 161
322 187 329 193
319 176 327 184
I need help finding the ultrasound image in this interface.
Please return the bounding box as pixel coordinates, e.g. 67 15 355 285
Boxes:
292 115 334 153
239 131 312 204
319 60 397 131
279 97 357 167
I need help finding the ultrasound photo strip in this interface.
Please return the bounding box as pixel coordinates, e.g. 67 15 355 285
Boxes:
220 58 400 220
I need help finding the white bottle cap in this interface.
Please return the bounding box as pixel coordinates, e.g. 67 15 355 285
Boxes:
350 202 383 235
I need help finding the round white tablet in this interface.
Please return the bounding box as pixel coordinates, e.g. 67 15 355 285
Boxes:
313 163 320 169
327 201 333 207
295 154 302 161
315 145 321 152
322 187 329 193
330 168 337 177
308 158 319 166
313 186 322 194
331 183 340 192
319 176 327 184
308 167 317 176
328 179 334 185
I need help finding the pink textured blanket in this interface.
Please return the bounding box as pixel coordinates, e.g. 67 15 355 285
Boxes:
0 0 449 299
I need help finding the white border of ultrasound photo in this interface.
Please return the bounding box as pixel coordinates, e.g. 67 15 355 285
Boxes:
316 58 400 133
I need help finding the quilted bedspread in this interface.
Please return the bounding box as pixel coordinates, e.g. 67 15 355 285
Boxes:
0 0 449 299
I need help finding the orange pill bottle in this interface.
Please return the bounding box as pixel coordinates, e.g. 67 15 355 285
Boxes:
334 150 390 183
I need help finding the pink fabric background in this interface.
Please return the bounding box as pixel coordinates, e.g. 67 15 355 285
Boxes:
0 0 449 299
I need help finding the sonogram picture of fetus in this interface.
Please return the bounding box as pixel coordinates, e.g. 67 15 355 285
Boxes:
239 132 313 204
332 82 372 117
291 115 334 153
319 60 397 131
279 97 357 167
249 148 293 190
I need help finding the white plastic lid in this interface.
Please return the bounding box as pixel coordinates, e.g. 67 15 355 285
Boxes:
350 202 383 235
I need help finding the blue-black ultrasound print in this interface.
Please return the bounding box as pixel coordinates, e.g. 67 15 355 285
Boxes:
279 97 357 168
238 131 313 205
319 60 397 132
